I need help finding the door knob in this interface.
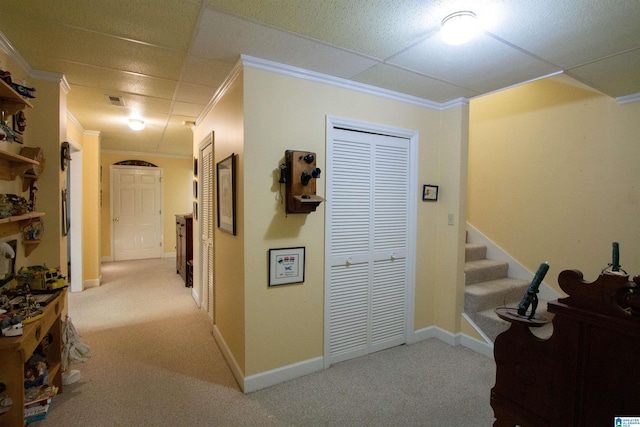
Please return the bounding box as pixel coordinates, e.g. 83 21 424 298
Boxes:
346 257 352 266
113 217 119 222
390 252 397 260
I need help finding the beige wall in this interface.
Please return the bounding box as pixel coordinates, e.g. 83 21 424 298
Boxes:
66 119 101 287
193 69 246 372
236 66 463 377
100 152 193 259
468 75 640 290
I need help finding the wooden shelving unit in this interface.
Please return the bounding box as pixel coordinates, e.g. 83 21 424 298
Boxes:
0 78 32 116
0 290 65 426
0 150 39 181
0 81 43 252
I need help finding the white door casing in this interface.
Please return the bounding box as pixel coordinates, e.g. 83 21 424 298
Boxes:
324 116 418 367
111 166 164 261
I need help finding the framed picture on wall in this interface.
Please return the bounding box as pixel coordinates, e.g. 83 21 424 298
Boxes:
216 153 236 235
268 247 305 286
422 184 439 201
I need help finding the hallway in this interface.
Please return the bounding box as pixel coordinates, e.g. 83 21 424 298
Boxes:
40 258 496 426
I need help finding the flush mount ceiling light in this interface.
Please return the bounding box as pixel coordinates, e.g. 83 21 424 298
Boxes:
129 118 145 131
441 11 479 45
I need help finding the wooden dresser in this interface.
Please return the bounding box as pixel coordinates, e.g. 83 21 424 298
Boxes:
175 214 193 285
491 270 640 426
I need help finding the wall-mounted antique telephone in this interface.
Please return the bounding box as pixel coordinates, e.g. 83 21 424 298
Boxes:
281 150 325 214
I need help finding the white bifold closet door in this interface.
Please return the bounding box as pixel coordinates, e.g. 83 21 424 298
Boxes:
201 140 215 322
326 127 411 365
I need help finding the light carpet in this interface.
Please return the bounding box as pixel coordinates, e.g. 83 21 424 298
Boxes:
37 258 496 426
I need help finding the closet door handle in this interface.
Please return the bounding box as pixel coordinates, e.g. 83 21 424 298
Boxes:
390 252 397 261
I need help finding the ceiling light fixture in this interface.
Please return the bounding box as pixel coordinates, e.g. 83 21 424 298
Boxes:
441 11 479 45
129 118 145 131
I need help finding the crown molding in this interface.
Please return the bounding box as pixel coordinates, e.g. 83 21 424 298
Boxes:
239 54 457 111
0 30 32 74
197 59 244 125
617 93 640 105
1 30 66 87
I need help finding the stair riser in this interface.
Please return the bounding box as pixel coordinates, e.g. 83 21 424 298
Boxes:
465 287 526 314
465 244 487 262
465 263 509 285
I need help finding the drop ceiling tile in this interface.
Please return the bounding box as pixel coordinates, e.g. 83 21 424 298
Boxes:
3 24 184 80
181 56 236 87
66 86 173 113
0 0 200 52
175 82 217 105
389 32 561 94
60 62 178 99
205 0 453 59
156 127 194 156
171 101 207 118
192 8 379 79
567 49 640 98
485 0 640 69
353 63 479 103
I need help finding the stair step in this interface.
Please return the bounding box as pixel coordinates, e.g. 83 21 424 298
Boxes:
465 243 487 262
473 300 555 342
465 259 509 285
464 277 530 314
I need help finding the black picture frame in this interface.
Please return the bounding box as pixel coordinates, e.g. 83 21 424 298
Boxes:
216 153 236 235
268 247 305 286
422 184 439 201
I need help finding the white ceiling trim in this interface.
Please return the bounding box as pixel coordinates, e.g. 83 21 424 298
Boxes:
240 54 463 111
0 30 32 75
196 58 244 126
617 93 640 105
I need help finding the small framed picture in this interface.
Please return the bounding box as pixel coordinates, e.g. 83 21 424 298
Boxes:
217 153 236 235
422 184 439 201
269 247 305 286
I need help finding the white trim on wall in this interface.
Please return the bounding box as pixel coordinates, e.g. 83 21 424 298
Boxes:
241 55 464 111
466 223 561 302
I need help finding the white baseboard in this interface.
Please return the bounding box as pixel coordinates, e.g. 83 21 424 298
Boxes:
212 325 244 391
211 325 324 394
84 276 101 289
413 326 494 359
244 356 324 394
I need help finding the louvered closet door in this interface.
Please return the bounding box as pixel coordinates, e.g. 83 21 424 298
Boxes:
327 128 410 365
201 140 215 322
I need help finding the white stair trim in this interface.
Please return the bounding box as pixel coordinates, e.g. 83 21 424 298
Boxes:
466 223 561 302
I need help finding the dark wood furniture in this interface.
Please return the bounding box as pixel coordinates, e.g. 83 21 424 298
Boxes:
0 290 66 426
175 214 193 285
491 270 640 426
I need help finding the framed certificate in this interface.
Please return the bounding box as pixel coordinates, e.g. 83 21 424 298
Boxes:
269 247 305 286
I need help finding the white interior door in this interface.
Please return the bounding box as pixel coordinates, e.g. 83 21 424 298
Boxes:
111 166 163 261
325 118 417 367
200 138 215 323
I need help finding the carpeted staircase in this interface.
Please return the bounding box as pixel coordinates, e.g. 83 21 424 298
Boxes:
464 243 552 342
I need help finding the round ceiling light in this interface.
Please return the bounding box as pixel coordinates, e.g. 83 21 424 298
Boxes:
129 118 145 131
441 11 479 45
